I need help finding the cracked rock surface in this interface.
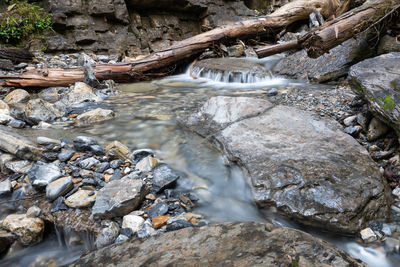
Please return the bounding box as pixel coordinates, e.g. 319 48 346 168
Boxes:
180 96 390 233
69 222 366 267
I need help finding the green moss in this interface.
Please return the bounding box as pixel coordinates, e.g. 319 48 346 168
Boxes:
0 0 52 44
391 80 399 90
291 258 299 267
378 95 395 110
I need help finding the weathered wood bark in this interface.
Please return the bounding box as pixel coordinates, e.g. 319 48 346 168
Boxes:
301 0 400 58
0 47 34 63
255 40 300 58
256 0 400 59
0 0 340 87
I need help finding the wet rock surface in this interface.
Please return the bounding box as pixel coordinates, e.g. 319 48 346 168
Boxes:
184 95 273 136
349 52 400 135
273 35 375 82
182 96 389 233
2 214 44 246
69 222 366 267
0 126 42 161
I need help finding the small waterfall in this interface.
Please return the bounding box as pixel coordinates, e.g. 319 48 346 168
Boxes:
55 225 95 250
191 66 273 84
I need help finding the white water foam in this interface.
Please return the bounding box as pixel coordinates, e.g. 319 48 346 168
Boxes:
167 56 290 89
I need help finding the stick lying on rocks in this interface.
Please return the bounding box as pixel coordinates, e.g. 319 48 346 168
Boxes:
0 0 340 88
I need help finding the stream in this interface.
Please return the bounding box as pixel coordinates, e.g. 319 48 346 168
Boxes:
1 56 398 267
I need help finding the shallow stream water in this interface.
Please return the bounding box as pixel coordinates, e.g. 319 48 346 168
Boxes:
1 57 398 267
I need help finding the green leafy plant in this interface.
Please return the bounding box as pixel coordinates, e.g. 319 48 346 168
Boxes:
0 0 52 43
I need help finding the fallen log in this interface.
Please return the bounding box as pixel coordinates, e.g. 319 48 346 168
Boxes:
255 40 300 58
301 0 400 58
256 0 400 59
0 0 340 87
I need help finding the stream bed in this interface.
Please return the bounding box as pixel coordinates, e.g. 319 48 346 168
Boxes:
1 57 398 267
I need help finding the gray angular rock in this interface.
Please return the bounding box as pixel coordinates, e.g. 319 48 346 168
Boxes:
92 177 147 219
73 136 98 151
0 126 42 161
70 222 367 267
75 108 115 127
46 176 74 200
349 52 400 135
152 164 180 193
4 160 31 173
273 34 375 82
0 59 14 70
24 99 66 123
58 150 75 162
95 221 120 249
147 202 169 219
27 162 62 188
7 119 26 128
0 178 12 196
182 97 389 233
79 157 100 170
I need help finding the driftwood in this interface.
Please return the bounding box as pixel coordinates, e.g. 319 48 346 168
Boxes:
301 0 400 58
255 40 300 58
0 0 340 87
256 0 400 58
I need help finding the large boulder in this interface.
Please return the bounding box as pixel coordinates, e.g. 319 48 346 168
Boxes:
69 222 366 267
0 126 42 161
349 52 400 135
180 96 389 233
273 35 375 82
2 214 44 246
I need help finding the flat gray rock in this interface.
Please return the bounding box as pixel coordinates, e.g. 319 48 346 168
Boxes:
92 177 147 219
27 162 63 188
349 52 400 134
0 126 43 161
182 96 389 233
46 176 74 200
69 222 366 267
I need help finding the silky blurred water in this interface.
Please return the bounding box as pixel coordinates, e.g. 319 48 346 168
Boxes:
0 56 397 267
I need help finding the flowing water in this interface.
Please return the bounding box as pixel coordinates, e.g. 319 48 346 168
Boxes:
1 56 398 266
